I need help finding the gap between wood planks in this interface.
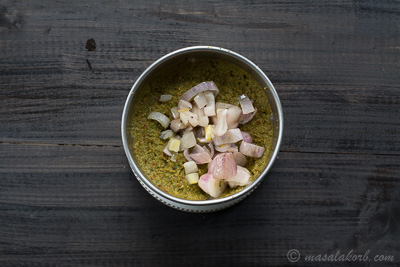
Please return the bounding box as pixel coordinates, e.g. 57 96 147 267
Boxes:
0 141 120 148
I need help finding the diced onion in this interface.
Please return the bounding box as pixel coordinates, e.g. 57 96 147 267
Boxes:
198 115 209 127
198 173 227 198
194 92 208 109
183 149 192 161
203 91 216 116
205 125 213 140
215 103 242 129
183 126 194 134
189 144 212 164
180 131 196 151
178 99 192 110
213 109 228 136
159 94 172 102
212 128 243 146
207 143 215 158
189 151 212 164
179 111 189 126
184 111 199 127
171 106 180 119
186 173 199 184
208 152 237 179
184 161 198 174
214 144 230 152
239 107 257 124
163 144 172 156
170 119 185 132
233 151 247 167
240 141 265 158
241 131 252 143
238 94 255 114
181 81 219 101
159 129 174 140
197 137 212 143
225 166 250 188
228 144 239 152
168 138 180 152
170 152 178 162
147 111 170 129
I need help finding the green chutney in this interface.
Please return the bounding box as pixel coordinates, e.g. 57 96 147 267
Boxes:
131 58 273 200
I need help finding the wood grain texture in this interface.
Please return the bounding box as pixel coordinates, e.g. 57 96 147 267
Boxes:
1 0 399 266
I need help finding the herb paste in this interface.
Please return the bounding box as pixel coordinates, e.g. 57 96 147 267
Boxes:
131 59 273 200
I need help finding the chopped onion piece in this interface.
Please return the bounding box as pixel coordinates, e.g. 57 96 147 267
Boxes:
159 94 172 102
184 111 199 127
213 128 243 146
178 99 192 111
170 152 178 162
228 144 239 152
163 144 172 156
191 144 204 154
208 152 237 179
171 106 180 119
186 173 199 185
241 131 252 143
207 143 215 158
212 109 228 137
198 173 227 198
159 129 174 140
189 144 212 164
233 151 247 167
215 102 235 110
225 166 250 188
198 115 209 127
168 138 181 153
205 125 213 140
228 122 239 129
238 94 255 114
226 106 242 127
181 81 219 101
189 151 212 164
170 119 185 132
199 107 206 116
147 111 170 129
194 92 208 109
180 131 196 151
214 144 230 152
184 161 198 174
197 137 212 143
192 102 199 117
183 126 194 134
183 149 192 161
203 91 216 116
179 112 189 126
240 141 265 158
239 107 257 124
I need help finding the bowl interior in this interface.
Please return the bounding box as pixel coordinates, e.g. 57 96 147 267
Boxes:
122 47 283 204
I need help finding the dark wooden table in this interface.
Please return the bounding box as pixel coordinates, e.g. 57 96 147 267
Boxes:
1 1 399 266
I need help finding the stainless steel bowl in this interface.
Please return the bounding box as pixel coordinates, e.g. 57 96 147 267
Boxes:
121 46 283 212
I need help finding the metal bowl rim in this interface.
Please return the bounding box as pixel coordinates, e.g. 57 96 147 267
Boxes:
121 46 283 207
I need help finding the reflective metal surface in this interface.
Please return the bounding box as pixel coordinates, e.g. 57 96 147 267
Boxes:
121 46 283 212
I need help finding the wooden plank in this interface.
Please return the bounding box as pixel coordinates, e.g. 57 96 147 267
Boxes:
1 0 399 153
0 143 399 265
